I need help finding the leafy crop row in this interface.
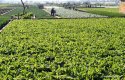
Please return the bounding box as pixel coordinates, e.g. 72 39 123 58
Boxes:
0 18 125 79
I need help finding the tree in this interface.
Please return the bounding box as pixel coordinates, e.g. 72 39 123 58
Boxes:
83 1 91 8
21 0 26 14
38 4 44 9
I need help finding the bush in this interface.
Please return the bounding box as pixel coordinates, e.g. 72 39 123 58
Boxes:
21 12 33 19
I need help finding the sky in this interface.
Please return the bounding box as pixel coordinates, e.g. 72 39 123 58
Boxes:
0 0 119 3
0 0 81 3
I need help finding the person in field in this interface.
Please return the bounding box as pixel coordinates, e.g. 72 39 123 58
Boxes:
51 8 56 17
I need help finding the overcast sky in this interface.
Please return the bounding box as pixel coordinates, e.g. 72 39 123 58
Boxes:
0 0 118 3
1 0 81 3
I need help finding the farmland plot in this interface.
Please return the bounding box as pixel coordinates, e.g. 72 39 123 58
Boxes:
0 18 125 79
0 8 14 15
26 6 53 19
0 7 23 29
77 8 125 17
45 6 107 18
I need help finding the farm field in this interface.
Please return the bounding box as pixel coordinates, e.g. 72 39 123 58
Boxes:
77 8 125 17
0 7 23 29
0 6 53 29
0 4 12 7
45 6 107 18
3 6 52 19
0 16 9 30
26 6 53 19
0 8 13 15
3 7 22 17
0 18 125 79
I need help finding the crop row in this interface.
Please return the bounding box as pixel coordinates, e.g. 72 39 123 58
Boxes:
0 8 13 15
0 18 125 79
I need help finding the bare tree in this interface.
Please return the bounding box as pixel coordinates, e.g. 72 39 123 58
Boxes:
21 0 26 14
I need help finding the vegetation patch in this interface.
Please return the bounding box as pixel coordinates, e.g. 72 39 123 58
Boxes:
78 8 125 17
0 18 125 79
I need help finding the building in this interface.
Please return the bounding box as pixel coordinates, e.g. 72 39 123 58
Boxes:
120 0 125 14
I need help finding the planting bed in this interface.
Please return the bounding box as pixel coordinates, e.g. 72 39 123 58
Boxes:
45 6 107 18
0 8 12 15
0 7 23 29
0 18 125 79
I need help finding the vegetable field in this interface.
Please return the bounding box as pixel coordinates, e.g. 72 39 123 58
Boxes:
0 6 53 29
45 7 107 18
0 4 13 7
0 18 125 79
77 8 125 17
0 8 13 15
0 7 23 29
0 16 9 30
26 6 53 19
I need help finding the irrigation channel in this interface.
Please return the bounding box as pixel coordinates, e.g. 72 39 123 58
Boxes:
0 20 11 32
44 6 108 18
